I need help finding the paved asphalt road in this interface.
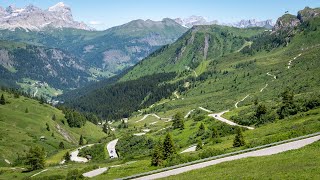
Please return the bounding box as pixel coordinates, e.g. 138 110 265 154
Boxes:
107 139 119 158
208 111 254 130
132 135 320 180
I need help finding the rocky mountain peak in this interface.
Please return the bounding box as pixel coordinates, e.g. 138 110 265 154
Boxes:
174 15 273 29
25 4 41 13
273 7 320 31
174 16 216 28
297 7 320 22
0 6 5 15
273 14 300 31
48 2 70 13
0 3 92 31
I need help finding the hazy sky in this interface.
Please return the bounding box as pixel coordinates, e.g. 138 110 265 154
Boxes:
1 0 319 30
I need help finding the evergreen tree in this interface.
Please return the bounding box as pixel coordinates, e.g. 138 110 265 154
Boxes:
281 88 294 104
255 104 267 119
151 142 163 166
0 94 5 105
13 92 20 98
172 112 184 130
103 123 110 135
46 123 50 131
162 133 176 160
39 96 47 104
277 88 297 119
25 146 46 171
52 114 56 121
59 142 65 149
233 128 246 147
196 139 203 151
197 123 205 136
25 108 29 113
51 133 55 137
79 135 84 145
211 127 219 139
254 98 259 106
64 151 71 162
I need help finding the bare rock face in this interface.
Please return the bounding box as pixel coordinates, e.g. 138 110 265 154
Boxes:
273 7 320 31
0 2 92 31
174 15 273 29
297 7 320 22
273 14 300 31
231 19 274 29
0 49 13 69
174 16 218 28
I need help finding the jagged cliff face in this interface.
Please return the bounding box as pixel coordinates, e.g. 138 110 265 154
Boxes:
0 2 92 31
273 7 320 31
273 14 301 31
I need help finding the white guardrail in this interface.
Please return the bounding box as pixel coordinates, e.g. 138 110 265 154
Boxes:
117 132 320 180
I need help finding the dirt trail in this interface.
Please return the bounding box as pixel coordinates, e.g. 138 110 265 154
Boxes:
234 95 250 108
260 84 268 92
288 53 302 69
184 109 195 118
198 107 212 113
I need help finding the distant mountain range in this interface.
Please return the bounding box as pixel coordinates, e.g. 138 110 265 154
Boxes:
0 2 92 31
174 16 218 28
174 15 274 29
0 2 275 32
0 2 277 98
0 3 188 97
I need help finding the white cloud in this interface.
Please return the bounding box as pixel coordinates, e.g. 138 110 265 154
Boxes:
88 21 104 25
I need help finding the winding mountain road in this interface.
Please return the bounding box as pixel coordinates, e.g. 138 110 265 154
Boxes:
83 167 108 178
33 87 38 97
69 144 95 163
208 111 254 130
173 91 180 99
107 139 118 158
131 134 320 180
135 113 172 123
180 145 197 153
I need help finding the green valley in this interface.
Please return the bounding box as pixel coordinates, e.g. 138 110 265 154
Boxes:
0 3 319 180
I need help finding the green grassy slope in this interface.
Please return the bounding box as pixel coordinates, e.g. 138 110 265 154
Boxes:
163 139 320 180
121 26 265 81
0 90 105 167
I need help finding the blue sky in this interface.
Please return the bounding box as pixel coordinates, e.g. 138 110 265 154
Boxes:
1 0 319 30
